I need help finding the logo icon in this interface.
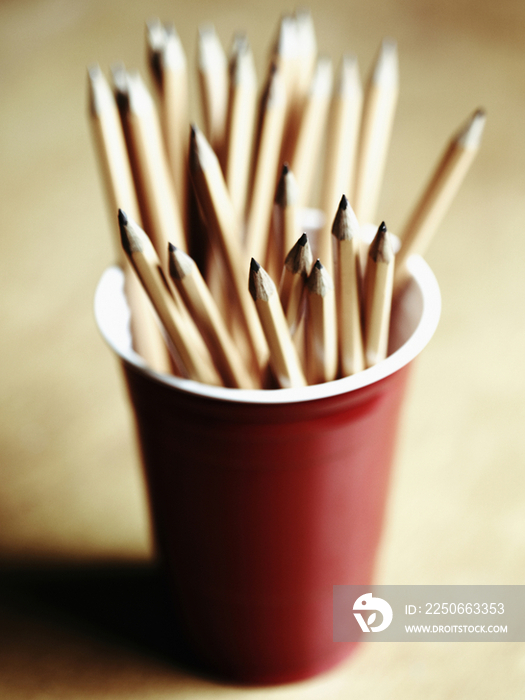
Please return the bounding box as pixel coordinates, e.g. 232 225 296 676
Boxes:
353 593 393 632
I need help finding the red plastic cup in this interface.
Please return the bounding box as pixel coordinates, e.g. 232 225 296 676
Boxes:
94 252 440 685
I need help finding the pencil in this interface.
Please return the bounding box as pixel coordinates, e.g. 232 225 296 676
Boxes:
269 13 299 129
353 39 399 225
245 61 287 265
119 210 223 386
267 163 300 280
189 124 269 376
168 244 258 389
319 54 362 272
87 65 172 375
249 259 306 388
224 33 258 225
112 67 185 270
332 195 365 376
279 232 313 336
197 24 229 165
363 222 395 367
146 19 189 230
293 9 318 108
305 259 338 384
289 55 333 208
395 108 486 289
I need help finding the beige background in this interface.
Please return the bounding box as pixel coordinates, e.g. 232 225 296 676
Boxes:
1 0 525 696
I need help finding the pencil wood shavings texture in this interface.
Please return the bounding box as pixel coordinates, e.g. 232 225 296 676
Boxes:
289 55 333 208
353 38 399 225
395 108 486 289
146 19 189 229
197 24 228 162
363 222 395 368
279 232 313 336
331 195 365 376
88 65 172 375
249 259 307 389
224 33 258 224
305 259 338 384
319 54 362 272
189 124 269 376
119 210 223 386
168 244 258 389
112 67 185 269
245 62 287 265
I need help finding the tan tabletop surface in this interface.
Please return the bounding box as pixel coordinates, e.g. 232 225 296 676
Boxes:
1 0 525 696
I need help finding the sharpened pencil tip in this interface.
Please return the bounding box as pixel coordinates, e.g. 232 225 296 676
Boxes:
339 194 348 210
314 259 322 270
168 242 176 252
282 162 289 175
369 222 394 263
298 232 308 247
118 209 128 227
250 258 261 273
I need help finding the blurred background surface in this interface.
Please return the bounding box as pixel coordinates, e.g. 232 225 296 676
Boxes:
1 0 525 696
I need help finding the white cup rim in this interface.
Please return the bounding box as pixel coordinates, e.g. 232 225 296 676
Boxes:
94 255 440 405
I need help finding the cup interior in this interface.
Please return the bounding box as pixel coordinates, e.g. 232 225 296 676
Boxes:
94 252 440 405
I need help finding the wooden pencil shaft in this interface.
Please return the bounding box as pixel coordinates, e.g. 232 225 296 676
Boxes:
120 214 222 385
88 67 172 373
245 64 287 264
190 126 269 374
249 261 306 388
395 109 486 288
224 34 257 223
305 261 337 384
279 233 312 334
318 55 362 269
114 70 185 269
353 39 398 225
168 246 257 389
289 56 333 207
364 224 394 368
147 21 189 228
197 24 228 159
336 237 365 375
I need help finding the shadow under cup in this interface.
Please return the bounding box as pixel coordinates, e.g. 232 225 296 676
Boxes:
94 254 440 685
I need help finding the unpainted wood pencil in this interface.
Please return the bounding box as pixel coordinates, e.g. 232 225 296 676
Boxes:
319 54 362 272
189 124 269 376
363 222 395 368
269 14 299 125
293 9 318 107
353 39 399 225
249 259 306 388
112 67 185 270
168 244 258 389
395 108 486 289
197 24 229 164
224 33 258 224
279 232 313 336
245 61 287 265
146 19 189 230
289 56 333 207
305 259 338 384
119 210 223 386
88 65 172 375
265 163 300 280
332 195 365 376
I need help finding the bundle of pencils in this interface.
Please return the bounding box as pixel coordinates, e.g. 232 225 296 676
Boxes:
88 9 485 390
